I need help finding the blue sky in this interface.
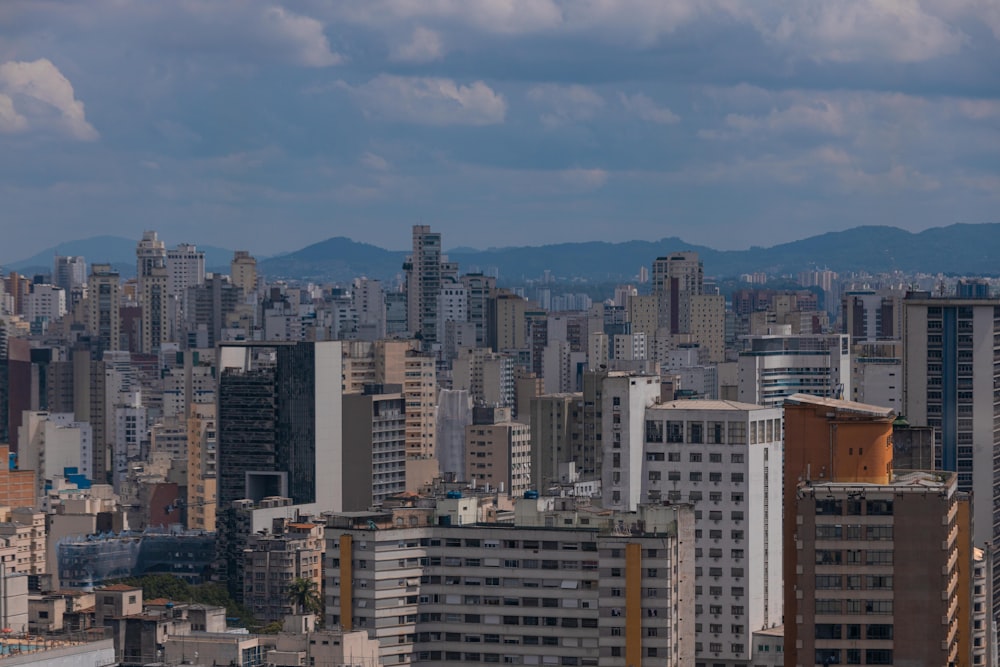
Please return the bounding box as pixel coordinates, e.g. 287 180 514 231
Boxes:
1 1 998 261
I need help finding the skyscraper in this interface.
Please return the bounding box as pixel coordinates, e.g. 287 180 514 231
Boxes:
86 263 121 355
652 252 703 334
136 231 169 354
403 225 457 349
217 341 345 511
230 250 257 298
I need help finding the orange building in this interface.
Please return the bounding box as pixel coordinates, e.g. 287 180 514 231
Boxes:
0 444 36 509
782 394 895 667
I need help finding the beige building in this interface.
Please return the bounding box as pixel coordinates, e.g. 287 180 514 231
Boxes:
186 402 217 531
342 385 407 508
86 263 121 354
491 290 530 352
243 517 325 624
0 506 46 574
268 615 382 667
464 407 531 496
230 250 258 297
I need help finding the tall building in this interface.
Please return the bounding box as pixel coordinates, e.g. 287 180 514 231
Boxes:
135 230 167 287
452 348 515 409
902 293 1000 617
652 252 703 334
230 250 258 298
615 399 783 666
464 406 531 496
166 242 205 318
342 384 407 508
738 332 850 408
782 394 896 667
53 255 86 295
403 225 458 349
325 498 695 667
460 272 496 348
792 472 960 667
599 372 663 512
139 266 169 354
86 264 121 355
217 341 344 512
841 290 902 344
24 284 66 330
186 402 216 531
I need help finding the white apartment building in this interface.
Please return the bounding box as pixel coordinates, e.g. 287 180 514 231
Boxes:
613 332 647 361
166 242 206 313
605 399 783 667
17 411 93 494
737 333 850 407
436 279 467 351
601 373 663 512
850 340 902 410
325 498 695 667
25 284 66 326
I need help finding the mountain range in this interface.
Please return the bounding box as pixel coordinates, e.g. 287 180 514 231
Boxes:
4 223 998 283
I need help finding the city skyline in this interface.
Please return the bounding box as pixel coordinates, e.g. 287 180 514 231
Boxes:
1 1 999 261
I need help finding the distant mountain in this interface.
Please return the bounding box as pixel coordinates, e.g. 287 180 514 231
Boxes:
261 223 1000 283
259 237 407 282
6 223 999 284
4 236 236 277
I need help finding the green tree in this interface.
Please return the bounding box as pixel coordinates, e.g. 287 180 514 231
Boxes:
287 577 322 615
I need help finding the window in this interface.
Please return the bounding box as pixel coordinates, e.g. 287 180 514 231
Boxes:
690 472 703 482
865 649 893 665
866 625 893 640
816 575 841 589
690 452 703 463
709 452 722 463
730 453 744 464
730 472 744 483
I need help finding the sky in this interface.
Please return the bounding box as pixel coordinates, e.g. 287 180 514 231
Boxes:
1 1 999 261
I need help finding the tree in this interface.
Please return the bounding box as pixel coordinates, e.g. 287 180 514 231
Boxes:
287 577 322 616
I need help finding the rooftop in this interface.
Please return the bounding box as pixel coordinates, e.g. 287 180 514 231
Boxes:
651 399 776 413
784 393 894 419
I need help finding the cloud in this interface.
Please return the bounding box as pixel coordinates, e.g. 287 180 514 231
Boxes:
391 27 445 63
0 58 97 140
527 84 604 127
361 151 391 171
344 75 507 126
561 167 608 189
764 2 966 63
722 100 847 136
619 92 680 124
260 5 342 67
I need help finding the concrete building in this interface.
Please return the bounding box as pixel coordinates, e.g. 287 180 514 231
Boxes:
849 340 902 411
352 277 386 340
782 394 897 667
0 507 46 575
737 332 850 408
86 263 121 355
452 348 515 409
17 411 93 497
53 255 86 295
464 406 531 496
606 399 783 666
529 392 582 491
230 250 258 298
793 472 960 667
652 252 703 335
841 290 902 344
243 517 325 624
436 278 467 352
600 372 663 512
342 384 407 509
166 242 205 318
404 225 458 349
460 272 496 348
325 498 695 667
25 283 66 330
267 615 382 667
136 231 170 354
186 402 216 531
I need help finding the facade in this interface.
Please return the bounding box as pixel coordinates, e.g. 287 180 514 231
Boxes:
325 499 695 667
342 385 408 509
737 333 850 408
25 284 66 329
230 250 258 297
849 340 902 411
652 252 703 334
452 348 515 409
609 399 783 666
841 290 902 344
793 472 960 667
781 394 896 667
166 242 205 315
0 507 46 575
404 225 458 349
243 518 325 624
600 372 663 512
464 407 531 496
217 341 344 512
86 264 121 355
186 402 217 531
0 444 36 509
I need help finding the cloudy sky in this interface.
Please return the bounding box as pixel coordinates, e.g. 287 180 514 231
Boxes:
1 1 998 261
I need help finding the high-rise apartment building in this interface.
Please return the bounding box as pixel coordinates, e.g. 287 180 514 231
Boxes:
464 406 531 495
403 225 458 349
86 264 121 355
186 402 216 531
166 243 205 321
782 394 896 667
342 384 407 508
792 472 960 667
24 284 66 329
136 231 169 354
841 290 902 344
452 348 515 409
325 498 695 667
738 333 850 408
652 252 703 334
230 250 257 298
460 272 496 348
53 255 86 294
599 372 663 512
604 399 783 665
